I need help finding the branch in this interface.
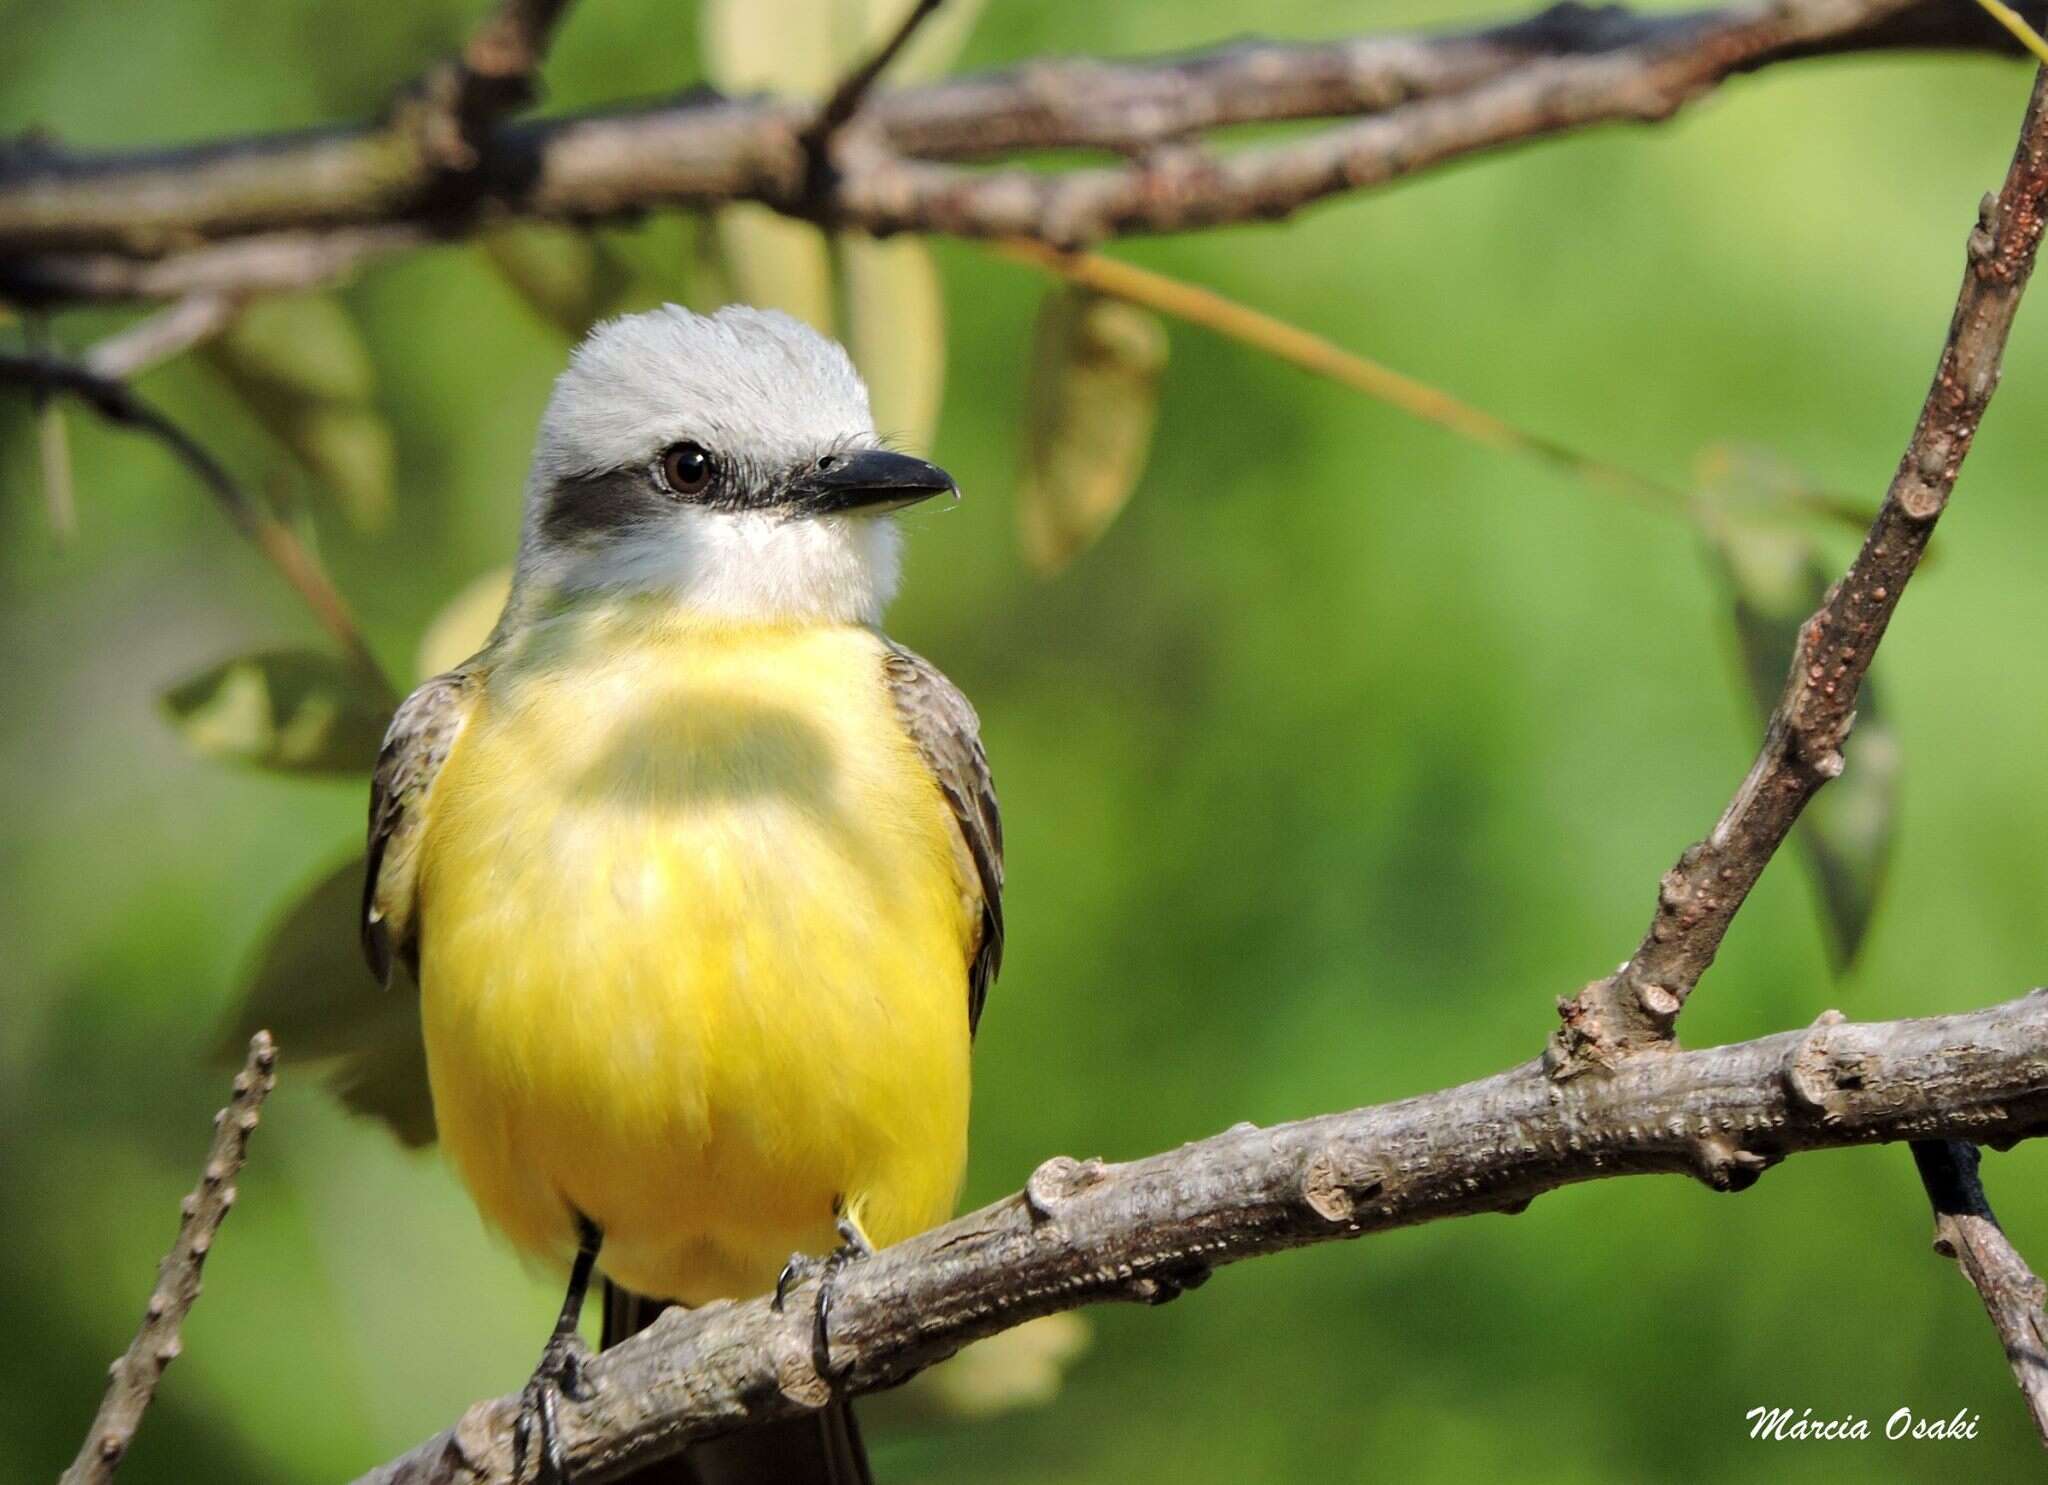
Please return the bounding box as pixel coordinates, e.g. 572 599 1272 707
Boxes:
1911 1140 2048 1445
0 0 2033 304
461 0 579 102
61 1033 277 1485
1548 62 2048 1071
350 992 2048 1484
82 294 237 380
0 351 393 698
404 0 580 174
810 0 948 149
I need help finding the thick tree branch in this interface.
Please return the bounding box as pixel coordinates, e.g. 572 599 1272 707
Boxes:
61 1033 277 1485
1549 62 2048 1071
350 992 2048 1485
0 0 2035 304
1911 1140 2048 1445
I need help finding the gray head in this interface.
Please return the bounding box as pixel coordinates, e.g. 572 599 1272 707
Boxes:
513 304 955 626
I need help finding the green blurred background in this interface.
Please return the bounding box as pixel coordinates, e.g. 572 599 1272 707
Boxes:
6 2 2048 1480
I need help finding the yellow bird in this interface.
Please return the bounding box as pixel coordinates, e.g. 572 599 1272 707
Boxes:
360 305 1003 1483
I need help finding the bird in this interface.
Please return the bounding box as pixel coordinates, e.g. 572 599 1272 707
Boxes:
359 303 1003 1484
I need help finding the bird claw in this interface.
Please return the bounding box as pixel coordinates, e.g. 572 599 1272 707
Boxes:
511 1328 594 1484
772 1218 875 1384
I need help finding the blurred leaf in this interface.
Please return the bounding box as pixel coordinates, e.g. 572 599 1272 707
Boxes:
480 224 636 338
702 0 840 93
203 294 395 531
864 1314 1090 1431
221 856 436 1147
679 212 738 312
415 565 513 681
1017 287 1168 575
286 403 397 531
161 648 390 776
712 208 837 332
841 234 945 452
1697 445 1900 971
208 294 375 402
36 392 74 541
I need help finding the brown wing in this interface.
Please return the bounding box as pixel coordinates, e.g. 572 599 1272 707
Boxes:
881 641 1004 1034
361 667 481 987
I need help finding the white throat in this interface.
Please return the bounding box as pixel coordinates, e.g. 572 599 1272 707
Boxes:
524 506 903 627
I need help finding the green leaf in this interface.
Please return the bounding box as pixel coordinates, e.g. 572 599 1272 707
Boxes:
285 403 396 533
1697 445 1900 972
1017 287 1168 575
480 224 636 338
161 648 390 776
220 856 436 1147
203 294 395 532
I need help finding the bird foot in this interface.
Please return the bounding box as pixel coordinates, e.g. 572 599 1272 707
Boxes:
511 1327 594 1484
772 1218 874 1383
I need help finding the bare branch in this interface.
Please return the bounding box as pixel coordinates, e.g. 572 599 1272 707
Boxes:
83 294 237 380
0 350 393 698
60 1033 278 1485
811 0 948 148
0 1 2033 304
1549 63 2048 1072
348 992 2048 1485
404 0 581 174
462 0 579 99
1912 1140 2048 1446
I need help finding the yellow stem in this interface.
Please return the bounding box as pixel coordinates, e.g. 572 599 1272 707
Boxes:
1975 0 2048 68
991 238 1687 513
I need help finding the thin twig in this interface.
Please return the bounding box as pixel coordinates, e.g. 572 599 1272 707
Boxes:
462 0 579 98
402 0 580 175
1911 1140 2048 1447
996 238 1691 515
61 1033 278 1485
1978 0 2048 66
0 351 394 699
811 0 947 147
352 991 2048 1484
84 294 238 380
1548 64 2048 1072
0 1 2033 304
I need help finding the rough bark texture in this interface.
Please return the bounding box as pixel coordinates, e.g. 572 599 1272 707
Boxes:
1912 1140 2048 1446
1548 62 2048 1072
350 994 2048 1485
59 1034 277 1485
0 1 2033 304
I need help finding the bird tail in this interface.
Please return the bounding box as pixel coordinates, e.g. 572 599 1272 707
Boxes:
602 1280 874 1485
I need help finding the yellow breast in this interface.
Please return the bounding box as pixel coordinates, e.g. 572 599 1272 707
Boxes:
415 611 975 1303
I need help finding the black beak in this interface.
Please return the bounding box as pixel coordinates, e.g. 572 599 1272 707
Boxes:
792 448 958 514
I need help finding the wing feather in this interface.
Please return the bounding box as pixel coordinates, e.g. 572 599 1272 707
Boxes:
881 642 1004 1033
361 667 481 986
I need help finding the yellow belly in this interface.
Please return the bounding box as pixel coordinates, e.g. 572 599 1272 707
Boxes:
416 615 975 1303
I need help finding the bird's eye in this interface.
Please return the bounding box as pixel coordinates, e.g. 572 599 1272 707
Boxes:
658 442 715 497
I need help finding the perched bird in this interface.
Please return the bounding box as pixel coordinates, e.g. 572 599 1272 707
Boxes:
360 305 1003 1483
